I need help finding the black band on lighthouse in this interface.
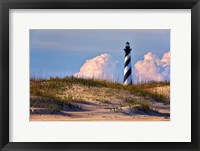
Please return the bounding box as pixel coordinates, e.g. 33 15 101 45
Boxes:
124 57 131 68
125 52 130 57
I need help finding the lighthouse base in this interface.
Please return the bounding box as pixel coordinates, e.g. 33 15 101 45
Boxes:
123 76 132 85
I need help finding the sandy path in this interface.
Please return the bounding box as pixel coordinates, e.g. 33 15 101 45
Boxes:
30 99 170 121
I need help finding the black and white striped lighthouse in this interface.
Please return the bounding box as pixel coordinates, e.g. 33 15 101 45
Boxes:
123 42 132 85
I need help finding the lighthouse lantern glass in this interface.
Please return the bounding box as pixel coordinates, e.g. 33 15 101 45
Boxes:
126 42 129 47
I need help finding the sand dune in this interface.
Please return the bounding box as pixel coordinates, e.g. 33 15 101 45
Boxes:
30 78 170 121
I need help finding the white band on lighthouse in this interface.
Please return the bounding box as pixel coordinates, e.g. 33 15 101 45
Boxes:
124 63 131 75
124 53 131 63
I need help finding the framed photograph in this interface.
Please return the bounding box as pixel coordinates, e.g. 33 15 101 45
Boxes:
0 0 199 150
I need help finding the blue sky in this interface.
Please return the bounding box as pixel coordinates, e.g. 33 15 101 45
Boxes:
30 29 170 79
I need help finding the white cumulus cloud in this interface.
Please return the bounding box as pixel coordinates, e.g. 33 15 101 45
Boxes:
73 53 118 81
133 51 170 83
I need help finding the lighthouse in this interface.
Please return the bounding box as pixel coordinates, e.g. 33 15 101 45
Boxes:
123 42 132 85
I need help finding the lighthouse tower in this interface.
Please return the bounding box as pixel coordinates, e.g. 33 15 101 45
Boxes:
123 42 132 85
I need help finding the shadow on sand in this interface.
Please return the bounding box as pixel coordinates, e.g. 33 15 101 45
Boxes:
122 109 170 118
